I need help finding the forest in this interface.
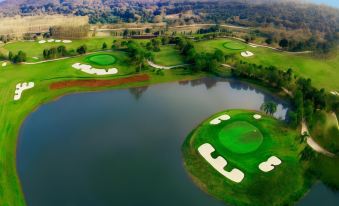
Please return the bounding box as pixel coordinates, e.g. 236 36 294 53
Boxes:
0 0 338 53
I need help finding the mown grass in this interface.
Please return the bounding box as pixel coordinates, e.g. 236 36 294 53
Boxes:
182 110 308 206
152 45 185 66
195 38 339 91
310 111 339 154
1 37 115 62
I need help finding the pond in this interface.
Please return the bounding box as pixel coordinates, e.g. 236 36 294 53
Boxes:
17 77 336 206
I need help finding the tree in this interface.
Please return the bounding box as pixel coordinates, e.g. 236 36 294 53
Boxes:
279 39 289 48
126 41 152 72
102 42 107 50
260 102 277 115
265 38 273 45
12 51 27 63
8 51 13 60
76 45 87 54
304 100 314 123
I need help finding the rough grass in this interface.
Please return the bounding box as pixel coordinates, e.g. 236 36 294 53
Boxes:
182 110 307 206
195 38 339 91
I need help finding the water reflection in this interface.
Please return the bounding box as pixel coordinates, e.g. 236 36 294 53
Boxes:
18 77 292 206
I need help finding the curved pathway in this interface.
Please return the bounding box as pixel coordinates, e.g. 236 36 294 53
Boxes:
147 60 189 69
301 120 335 157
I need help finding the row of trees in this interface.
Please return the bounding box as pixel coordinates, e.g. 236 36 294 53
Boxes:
42 45 88 60
43 46 68 59
230 61 328 127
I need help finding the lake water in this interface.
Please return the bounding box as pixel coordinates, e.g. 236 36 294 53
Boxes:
17 77 337 206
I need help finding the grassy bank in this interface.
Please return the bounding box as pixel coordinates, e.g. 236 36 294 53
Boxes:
0 49 206 205
182 110 311 206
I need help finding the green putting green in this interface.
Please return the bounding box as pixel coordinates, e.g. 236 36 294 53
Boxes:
223 42 246 50
87 54 116 66
218 121 263 154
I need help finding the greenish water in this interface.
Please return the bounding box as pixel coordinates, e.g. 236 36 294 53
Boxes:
17 78 337 205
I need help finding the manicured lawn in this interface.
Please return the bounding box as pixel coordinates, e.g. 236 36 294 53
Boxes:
223 41 246 50
152 45 185 66
1 37 114 62
86 54 117 66
219 121 264 154
195 39 339 91
182 110 308 206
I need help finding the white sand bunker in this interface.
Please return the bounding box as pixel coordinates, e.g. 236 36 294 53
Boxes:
210 114 231 125
2 62 7 67
249 43 257 48
38 39 72 44
253 114 262 119
258 156 282 172
198 143 244 183
241 51 254 57
330 91 339 96
32 57 39 60
72 63 118 75
14 82 34 101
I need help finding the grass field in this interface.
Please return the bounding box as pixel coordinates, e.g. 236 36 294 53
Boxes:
86 54 117 66
182 110 309 206
1 37 114 62
310 111 339 153
218 121 264 154
223 41 246 50
152 45 185 66
195 39 339 91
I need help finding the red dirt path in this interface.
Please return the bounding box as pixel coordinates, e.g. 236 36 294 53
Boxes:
50 74 150 90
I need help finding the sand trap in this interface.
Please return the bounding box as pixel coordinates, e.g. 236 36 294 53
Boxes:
14 82 34 101
210 114 230 125
253 114 262 119
2 62 7 67
198 143 244 183
32 57 39 60
241 51 254 57
258 156 282 172
38 39 71 44
249 43 257 48
72 63 118 75
330 91 339 96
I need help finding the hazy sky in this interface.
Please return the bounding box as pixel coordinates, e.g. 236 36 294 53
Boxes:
311 0 339 8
